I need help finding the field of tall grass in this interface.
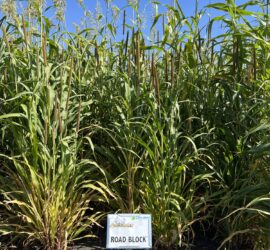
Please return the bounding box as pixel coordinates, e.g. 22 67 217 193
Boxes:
0 0 270 249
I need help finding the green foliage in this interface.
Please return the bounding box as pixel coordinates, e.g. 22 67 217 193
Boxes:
0 21 112 249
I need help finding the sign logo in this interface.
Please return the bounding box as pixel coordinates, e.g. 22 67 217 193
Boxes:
106 214 152 249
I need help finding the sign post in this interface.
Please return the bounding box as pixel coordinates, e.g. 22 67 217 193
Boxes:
106 214 152 249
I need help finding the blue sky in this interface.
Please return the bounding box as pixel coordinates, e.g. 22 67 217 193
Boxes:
1 0 264 41
63 0 217 32
60 0 262 39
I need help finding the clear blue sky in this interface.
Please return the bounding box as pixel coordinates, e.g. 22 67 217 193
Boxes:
61 0 262 39
63 0 217 32
0 0 263 40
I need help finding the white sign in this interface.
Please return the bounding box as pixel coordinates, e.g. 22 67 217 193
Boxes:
106 214 152 249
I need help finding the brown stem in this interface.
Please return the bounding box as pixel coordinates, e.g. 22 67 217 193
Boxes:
171 53 174 86
253 44 257 80
136 32 141 84
42 34 47 66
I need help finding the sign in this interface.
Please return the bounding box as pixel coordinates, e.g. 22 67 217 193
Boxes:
106 214 152 249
